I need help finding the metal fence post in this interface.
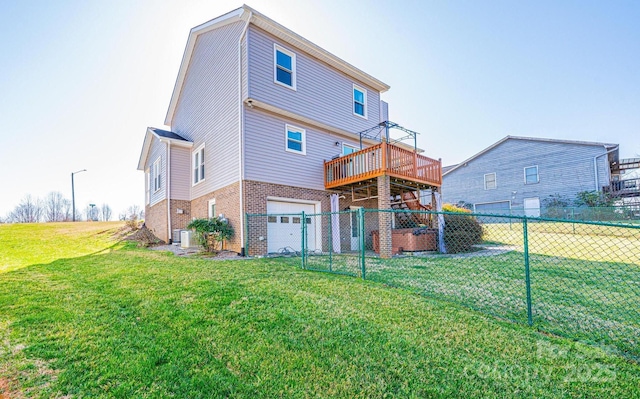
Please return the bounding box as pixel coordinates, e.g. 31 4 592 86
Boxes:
244 213 249 257
328 213 333 272
301 211 307 269
359 207 366 279
523 217 533 326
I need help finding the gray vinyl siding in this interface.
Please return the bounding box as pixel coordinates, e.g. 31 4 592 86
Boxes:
247 26 381 134
245 107 357 190
380 101 389 123
170 146 190 200
442 140 612 207
171 21 244 199
241 35 248 99
148 138 166 206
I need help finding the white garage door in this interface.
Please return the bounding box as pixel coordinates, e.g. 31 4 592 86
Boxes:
474 201 511 215
267 201 317 254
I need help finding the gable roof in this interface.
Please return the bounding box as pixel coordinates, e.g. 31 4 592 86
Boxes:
137 128 193 171
164 5 390 126
443 135 619 177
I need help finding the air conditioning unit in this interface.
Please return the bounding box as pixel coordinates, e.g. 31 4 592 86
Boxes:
172 229 182 244
180 230 193 248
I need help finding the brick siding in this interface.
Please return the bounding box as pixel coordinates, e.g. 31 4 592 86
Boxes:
145 200 168 243
243 180 378 255
191 182 242 252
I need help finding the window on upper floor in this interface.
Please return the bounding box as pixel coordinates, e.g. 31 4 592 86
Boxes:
524 166 539 184
152 158 161 192
274 44 296 90
484 172 496 190
353 84 367 118
285 124 306 155
193 145 205 185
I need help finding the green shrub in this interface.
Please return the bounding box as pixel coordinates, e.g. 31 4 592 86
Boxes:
442 206 483 253
574 191 615 207
541 194 571 219
187 218 234 252
443 203 472 213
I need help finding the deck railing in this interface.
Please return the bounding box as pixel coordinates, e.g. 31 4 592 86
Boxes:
324 142 442 189
604 178 640 197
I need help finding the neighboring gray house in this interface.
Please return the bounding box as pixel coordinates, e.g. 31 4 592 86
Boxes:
441 136 619 216
137 5 441 255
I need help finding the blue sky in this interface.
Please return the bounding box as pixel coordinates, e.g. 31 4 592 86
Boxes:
0 0 638 217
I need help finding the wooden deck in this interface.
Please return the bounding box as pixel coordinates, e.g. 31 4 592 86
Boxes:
604 178 640 198
324 142 442 190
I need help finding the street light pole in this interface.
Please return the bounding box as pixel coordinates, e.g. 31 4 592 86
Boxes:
71 169 87 222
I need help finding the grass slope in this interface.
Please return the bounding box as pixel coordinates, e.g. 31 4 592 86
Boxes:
0 223 639 398
0 222 124 273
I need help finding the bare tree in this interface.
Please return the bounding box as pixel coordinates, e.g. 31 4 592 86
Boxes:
84 204 99 221
44 191 70 222
7 195 43 223
100 203 112 221
126 204 142 219
62 200 73 221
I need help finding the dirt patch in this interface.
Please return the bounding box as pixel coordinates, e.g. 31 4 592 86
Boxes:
0 377 15 399
1 364 24 399
149 246 246 261
0 323 62 399
119 225 162 247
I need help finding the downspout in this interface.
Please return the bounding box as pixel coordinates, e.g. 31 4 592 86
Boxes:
238 10 252 256
166 140 172 243
593 145 618 192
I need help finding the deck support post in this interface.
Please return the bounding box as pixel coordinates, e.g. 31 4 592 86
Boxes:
377 174 393 259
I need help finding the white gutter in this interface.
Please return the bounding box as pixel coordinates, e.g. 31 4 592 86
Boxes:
237 10 252 256
593 145 618 192
166 140 172 243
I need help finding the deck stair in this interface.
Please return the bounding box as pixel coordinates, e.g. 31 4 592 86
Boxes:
390 191 432 227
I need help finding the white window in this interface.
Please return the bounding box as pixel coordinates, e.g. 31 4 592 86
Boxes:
274 44 296 90
193 145 205 185
353 84 367 118
342 143 358 155
208 199 216 219
152 158 161 192
524 166 539 184
285 124 306 155
145 169 150 204
484 172 496 190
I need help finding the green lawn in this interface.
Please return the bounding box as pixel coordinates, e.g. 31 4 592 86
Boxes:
1 223 639 397
305 221 640 361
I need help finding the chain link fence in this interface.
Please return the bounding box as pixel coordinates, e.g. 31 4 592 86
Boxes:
246 209 640 361
472 204 640 222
